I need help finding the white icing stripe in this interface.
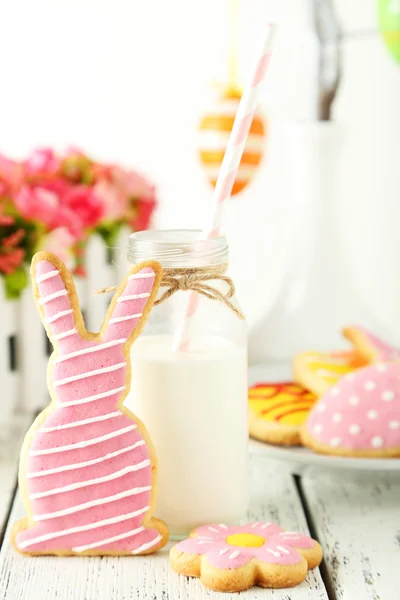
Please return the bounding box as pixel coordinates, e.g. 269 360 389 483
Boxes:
59 385 126 408
229 551 241 559
265 549 280 557
276 545 290 555
109 313 142 325
18 508 149 549
117 293 150 303
53 328 77 341
219 548 229 555
35 487 151 521
40 411 122 432
260 522 271 530
36 270 59 283
218 524 228 529
30 461 151 498
54 362 126 387
132 534 163 555
128 272 155 280
39 289 68 304
73 526 144 553
208 527 219 533
30 424 136 456
27 441 144 478
46 309 73 324
56 339 127 363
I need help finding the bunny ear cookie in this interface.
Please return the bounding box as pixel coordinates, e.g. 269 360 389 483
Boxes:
342 325 400 364
12 251 168 556
302 363 400 457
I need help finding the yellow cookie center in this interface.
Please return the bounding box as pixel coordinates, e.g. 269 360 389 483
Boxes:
226 533 265 547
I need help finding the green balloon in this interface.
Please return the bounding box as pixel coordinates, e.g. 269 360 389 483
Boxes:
378 0 400 63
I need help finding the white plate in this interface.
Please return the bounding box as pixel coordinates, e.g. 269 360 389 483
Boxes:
249 439 400 482
248 364 400 482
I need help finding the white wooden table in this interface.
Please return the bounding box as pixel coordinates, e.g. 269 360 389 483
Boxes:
1 384 399 599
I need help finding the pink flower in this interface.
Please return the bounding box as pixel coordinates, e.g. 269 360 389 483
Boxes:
111 166 154 199
41 227 75 267
129 195 157 231
24 148 60 175
15 185 60 228
62 185 104 229
92 180 126 221
0 155 23 196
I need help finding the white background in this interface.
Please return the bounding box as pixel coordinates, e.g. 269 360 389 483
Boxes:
0 0 399 334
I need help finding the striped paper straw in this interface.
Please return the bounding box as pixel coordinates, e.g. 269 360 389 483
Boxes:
173 23 277 352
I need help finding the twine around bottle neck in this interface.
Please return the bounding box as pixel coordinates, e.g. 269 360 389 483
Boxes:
94 263 244 320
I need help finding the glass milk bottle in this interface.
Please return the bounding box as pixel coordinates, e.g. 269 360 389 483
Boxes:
125 230 248 538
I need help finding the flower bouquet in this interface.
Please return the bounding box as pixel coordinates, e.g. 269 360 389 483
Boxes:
0 148 157 298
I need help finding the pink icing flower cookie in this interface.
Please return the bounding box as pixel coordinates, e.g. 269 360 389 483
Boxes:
12 251 168 556
343 324 400 364
302 363 400 457
169 522 322 592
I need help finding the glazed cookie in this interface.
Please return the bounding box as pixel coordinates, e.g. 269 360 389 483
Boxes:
249 382 317 446
302 363 400 457
12 252 169 556
343 324 400 364
294 349 366 396
170 522 323 592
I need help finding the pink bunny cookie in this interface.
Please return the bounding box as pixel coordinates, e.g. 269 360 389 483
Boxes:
12 252 168 556
302 363 400 457
170 522 322 592
343 324 400 364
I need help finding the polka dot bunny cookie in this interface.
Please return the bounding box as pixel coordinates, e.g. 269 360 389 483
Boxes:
302 363 400 457
12 252 168 556
170 522 322 592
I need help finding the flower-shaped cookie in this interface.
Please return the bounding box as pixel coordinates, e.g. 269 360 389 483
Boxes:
169 522 323 592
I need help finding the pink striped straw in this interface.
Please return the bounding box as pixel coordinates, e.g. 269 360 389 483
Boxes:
173 23 278 352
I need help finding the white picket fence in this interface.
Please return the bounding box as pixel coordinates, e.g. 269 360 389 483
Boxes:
0 230 132 423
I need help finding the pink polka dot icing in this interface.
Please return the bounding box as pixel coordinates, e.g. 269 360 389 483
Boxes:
305 363 400 451
175 522 315 569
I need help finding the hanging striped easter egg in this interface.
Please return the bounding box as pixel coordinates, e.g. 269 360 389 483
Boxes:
198 87 266 195
378 0 400 64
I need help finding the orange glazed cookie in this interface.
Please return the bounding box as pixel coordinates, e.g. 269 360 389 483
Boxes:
248 382 317 446
294 350 367 396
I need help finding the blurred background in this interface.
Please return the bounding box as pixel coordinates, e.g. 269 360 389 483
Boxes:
0 0 399 414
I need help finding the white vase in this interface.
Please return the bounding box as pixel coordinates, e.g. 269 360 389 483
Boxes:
248 122 384 363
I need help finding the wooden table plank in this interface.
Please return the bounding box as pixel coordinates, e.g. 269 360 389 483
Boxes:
0 454 328 600
301 476 400 600
0 413 33 538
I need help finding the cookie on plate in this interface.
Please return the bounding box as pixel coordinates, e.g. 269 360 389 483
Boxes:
342 324 400 364
12 252 168 556
170 521 323 592
301 363 400 457
294 349 366 396
249 382 317 446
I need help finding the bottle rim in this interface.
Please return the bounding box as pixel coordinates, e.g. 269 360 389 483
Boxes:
127 229 229 267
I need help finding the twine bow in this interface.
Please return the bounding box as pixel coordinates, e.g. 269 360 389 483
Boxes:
94 264 244 320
